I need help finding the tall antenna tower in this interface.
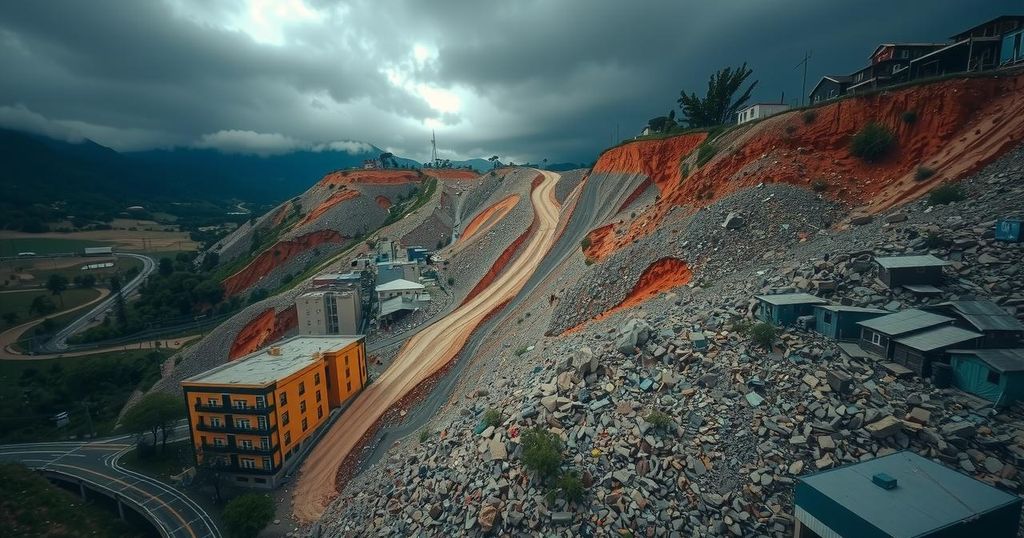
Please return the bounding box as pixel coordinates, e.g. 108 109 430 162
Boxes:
430 130 438 166
794 51 812 107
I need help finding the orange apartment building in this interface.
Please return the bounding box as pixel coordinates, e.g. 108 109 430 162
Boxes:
181 335 367 488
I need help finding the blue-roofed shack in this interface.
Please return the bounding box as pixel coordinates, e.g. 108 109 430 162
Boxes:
857 309 954 359
874 255 949 289
794 451 1021 538
950 349 1024 406
814 305 887 341
755 293 827 326
925 300 1024 347
892 325 983 377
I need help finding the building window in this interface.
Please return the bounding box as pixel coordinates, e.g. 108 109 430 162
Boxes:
282 411 290 426
262 458 272 469
317 406 323 419
298 382 306 396
300 400 307 413
987 370 1001 385
302 418 308 432
236 418 251 430
284 431 292 445
870 332 882 345
214 437 226 447
240 439 253 449
261 437 270 450
208 398 218 406
822 311 833 324
258 415 268 430
280 392 288 405
233 399 248 410
347 380 352 392
314 373 321 385
316 390 322 403
256 395 266 408
241 458 256 469
211 417 222 427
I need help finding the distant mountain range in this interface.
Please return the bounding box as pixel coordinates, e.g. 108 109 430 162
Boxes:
0 128 516 231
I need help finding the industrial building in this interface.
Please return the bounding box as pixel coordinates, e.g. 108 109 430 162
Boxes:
795 451 1021 537
181 335 367 488
296 290 363 335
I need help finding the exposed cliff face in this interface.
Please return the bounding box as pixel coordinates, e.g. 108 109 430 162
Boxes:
298 188 359 227
589 72 1024 260
228 305 298 359
423 169 479 180
222 229 345 297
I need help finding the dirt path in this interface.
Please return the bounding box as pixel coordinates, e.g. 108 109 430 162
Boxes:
291 170 562 524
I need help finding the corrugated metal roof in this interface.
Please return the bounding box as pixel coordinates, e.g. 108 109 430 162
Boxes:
816 305 887 314
755 293 827 306
857 309 953 336
932 301 1024 332
949 349 1024 373
895 325 982 352
874 255 950 269
797 451 1020 537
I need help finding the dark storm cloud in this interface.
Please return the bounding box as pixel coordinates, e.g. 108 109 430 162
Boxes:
0 0 1018 161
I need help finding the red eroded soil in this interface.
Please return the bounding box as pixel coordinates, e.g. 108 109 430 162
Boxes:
423 169 479 180
375 195 392 209
228 305 298 359
222 229 346 297
271 203 291 227
298 189 359 227
564 258 692 334
591 73 1024 258
316 169 421 188
459 194 521 243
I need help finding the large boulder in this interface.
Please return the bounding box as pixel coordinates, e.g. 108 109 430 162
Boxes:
616 319 652 355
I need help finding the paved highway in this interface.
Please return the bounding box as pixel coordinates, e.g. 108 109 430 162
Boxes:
43 252 157 352
0 433 220 538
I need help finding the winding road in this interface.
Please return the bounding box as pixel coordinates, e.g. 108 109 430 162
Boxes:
0 431 220 538
291 170 563 524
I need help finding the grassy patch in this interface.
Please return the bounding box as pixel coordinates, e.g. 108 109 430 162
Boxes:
120 439 194 481
750 322 777 348
929 183 966 206
0 237 108 257
695 142 718 167
0 287 100 327
0 463 147 537
850 122 896 162
0 349 171 443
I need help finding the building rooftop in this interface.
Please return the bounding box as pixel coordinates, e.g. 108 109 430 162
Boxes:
314 272 361 281
815 305 887 314
379 294 431 317
376 279 425 292
857 309 953 336
895 325 983 352
949 349 1024 373
755 293 827 306
184 335 362 387
930 301 1024 333
797 451 1020 538
874 254 950 270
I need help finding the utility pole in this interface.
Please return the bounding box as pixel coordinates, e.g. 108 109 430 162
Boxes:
794 51 812 107
430 130 438 167
82 400 95 438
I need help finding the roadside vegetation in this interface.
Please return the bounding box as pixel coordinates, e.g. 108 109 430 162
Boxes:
0 349 171 443
0 462 147 537
222 493 276 538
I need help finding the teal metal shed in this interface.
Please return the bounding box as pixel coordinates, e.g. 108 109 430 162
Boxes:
949 349 1024 407
755 293 827 326
795 451 1021 538
814 305 887 341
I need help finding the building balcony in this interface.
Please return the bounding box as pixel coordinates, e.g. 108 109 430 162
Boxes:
201 442 277 456
193 403 275 415
204 461 277 475
194 422 275 435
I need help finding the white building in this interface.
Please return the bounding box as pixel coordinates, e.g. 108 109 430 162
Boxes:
296 290 362 335
375 279 430 319
736 103 791 125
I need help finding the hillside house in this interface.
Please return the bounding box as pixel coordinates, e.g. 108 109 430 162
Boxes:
891 325 983 377
809 75 852 104
735 103 790 125
794 451 1022 538
847 43 947 94
925 300 1024 347
857 309 954 359
755 293 827 326
874 254 949 290
813 305 887 341
950 349 1024 406
375 279 430 320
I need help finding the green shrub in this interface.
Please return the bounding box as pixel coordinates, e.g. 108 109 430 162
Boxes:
784 124 798 136
802 110 817 124
222 493 275 538
584 257 595 266
446 276 455 286
645 410 673 432
749 322 777 348
915 166 935 181
521 427 563 479
580 237 591 250
696 143 718 167
730 317 753 335
546 470 585 503
850 122 896 162
928 183 965 206
482 409 502 428
811 180 828 192
901 110 918 124
418 429 430 443
514 346 528 356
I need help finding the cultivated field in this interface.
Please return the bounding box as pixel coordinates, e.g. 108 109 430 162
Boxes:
0 230 197 254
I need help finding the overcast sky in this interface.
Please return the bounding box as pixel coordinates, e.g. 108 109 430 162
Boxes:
0 1 1017 163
